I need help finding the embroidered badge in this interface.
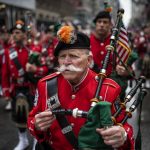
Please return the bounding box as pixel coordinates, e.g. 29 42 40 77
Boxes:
62 125 73 134
47 94 60 109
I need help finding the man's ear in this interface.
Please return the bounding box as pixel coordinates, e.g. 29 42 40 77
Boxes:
87 52 94 67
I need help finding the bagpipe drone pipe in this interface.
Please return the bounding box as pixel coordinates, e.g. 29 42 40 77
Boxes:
25 11 34 45
26 49 41 84
23 12 43 84
25 12 52 72
25 13 42 67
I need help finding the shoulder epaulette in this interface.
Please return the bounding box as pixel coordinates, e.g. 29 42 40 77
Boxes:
40 72 60 82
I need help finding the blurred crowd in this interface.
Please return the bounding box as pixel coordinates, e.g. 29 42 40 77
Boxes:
129 23 150 87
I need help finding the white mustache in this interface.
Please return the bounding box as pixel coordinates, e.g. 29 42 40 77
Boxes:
56 65 83 72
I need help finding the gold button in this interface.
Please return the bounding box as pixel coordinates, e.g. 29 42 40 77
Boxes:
100 51 104 55
95 75 99 81
71 95 76 99
71 123 74 127
99 96 103 100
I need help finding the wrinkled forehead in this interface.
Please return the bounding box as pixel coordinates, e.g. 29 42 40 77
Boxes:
58 49 89 56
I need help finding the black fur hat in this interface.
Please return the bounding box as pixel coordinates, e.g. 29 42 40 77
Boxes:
10 20 25 33
93 11 111 23
54 26 90 57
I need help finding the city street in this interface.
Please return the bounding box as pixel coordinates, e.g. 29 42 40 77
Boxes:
0 98 33 150
0 89 150 150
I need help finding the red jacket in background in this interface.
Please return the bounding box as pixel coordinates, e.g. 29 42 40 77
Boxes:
2 44 49 97
90 33 113 75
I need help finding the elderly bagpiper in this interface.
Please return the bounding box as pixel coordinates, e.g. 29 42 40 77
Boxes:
27 25 134 150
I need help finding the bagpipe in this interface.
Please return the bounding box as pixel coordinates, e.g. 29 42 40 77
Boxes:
25 46 43 84
25 12 43 67
51 76 147 119
25 12 44 69
23 40 41 84
26 50 44 84
25 11 34 45
52 9 147 149
24 13 50 83
51 76 147 150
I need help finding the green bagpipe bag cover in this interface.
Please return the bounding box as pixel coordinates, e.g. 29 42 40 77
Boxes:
78 101 113 150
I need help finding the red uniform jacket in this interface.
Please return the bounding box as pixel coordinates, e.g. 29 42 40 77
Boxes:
28 69 134 150
0 43 10 83
2 45 48 97
90 33 113 75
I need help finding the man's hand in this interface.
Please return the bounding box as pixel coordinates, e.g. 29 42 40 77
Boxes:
26 63 37 73
96 126 127 148
34 110 56 131
116 65 129 76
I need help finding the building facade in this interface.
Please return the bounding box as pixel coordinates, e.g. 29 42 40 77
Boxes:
0 0 36 29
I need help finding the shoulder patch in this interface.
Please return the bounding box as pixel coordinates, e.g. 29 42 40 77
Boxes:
40 72 60 82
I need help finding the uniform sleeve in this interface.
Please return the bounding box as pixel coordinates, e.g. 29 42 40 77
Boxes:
102 78 134 149
120 123 134 150
1 49 11 97
27 81 49 142
27 107 48 143
112 103 135 149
